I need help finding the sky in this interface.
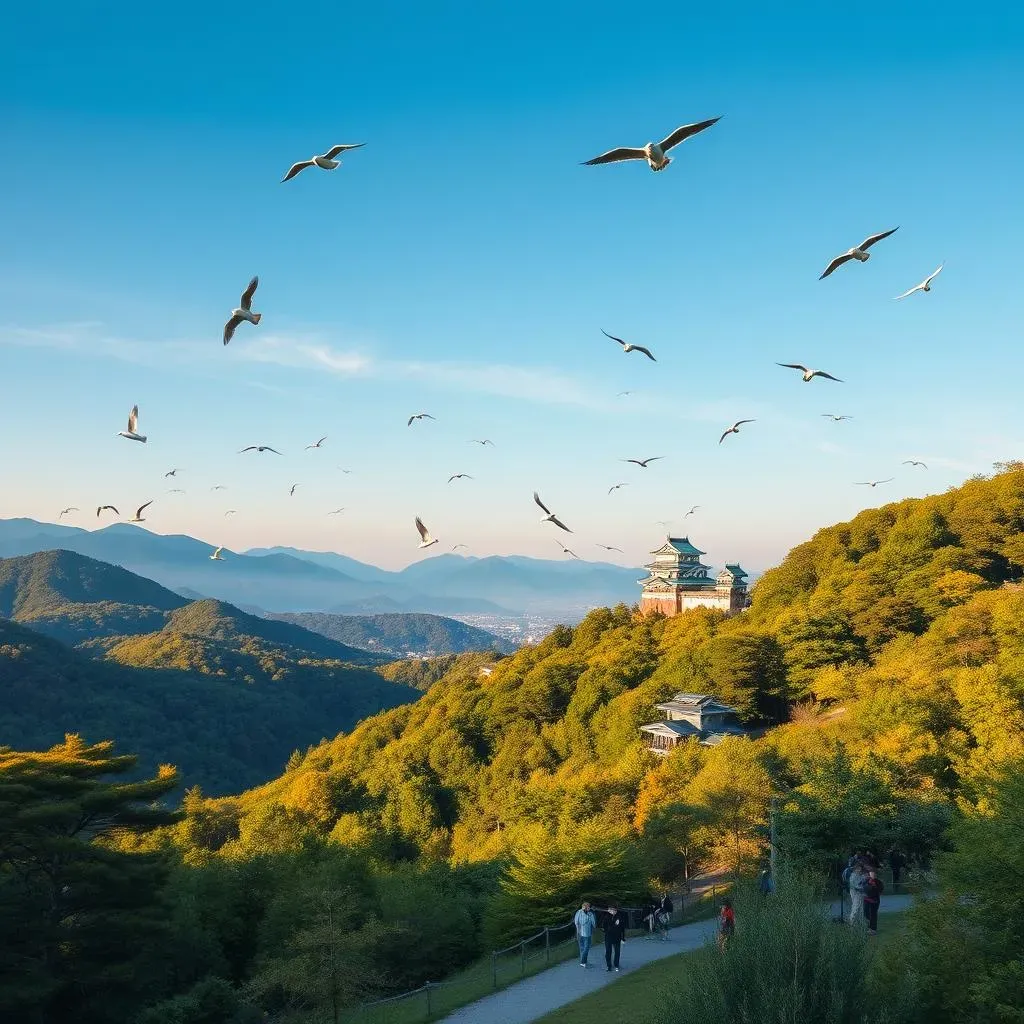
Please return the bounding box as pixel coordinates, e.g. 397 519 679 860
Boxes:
2 2 1022 572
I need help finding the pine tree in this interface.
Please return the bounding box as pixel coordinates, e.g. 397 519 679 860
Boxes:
0 735 179 1024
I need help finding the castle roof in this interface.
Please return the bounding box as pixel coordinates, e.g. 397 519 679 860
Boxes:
722 564 748 578
657 536 706 556
639 720 702 739
656 692 738 716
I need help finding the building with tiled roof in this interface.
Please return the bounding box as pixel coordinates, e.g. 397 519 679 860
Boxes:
638 535 749 617
639 692 748 755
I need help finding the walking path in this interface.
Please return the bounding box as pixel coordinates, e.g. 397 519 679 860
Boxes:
438 896 912 1024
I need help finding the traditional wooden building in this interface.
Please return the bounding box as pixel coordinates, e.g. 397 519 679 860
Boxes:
640 692 747 755
638 536 749 617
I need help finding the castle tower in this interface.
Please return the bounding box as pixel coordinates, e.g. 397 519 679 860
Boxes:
638 536 748 617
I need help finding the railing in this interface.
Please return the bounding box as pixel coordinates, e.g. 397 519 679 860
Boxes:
343 886 724 1023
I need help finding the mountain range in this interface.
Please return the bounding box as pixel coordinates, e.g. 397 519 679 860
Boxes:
0 549 419 792
0 519 642 617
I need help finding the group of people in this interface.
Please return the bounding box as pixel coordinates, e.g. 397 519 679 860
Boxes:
573 893 737 973
842 849 889 935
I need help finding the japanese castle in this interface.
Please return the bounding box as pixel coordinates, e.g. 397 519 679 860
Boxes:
638 536 749 617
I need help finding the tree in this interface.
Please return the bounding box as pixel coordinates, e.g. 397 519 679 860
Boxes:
0 736 180 1024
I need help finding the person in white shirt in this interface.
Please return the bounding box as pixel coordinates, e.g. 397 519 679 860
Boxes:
573 901 597 967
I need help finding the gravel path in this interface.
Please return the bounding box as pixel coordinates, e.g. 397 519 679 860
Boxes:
437 897 913 1024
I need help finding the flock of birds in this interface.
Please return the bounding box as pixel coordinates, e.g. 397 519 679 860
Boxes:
52 115 944 563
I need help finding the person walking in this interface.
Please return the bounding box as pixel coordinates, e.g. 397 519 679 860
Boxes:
573 901 596 968
863 870 884 936
657 892 673 939
599 902 628 972
848 861 868 926
888 848 906 886
717 898 735 951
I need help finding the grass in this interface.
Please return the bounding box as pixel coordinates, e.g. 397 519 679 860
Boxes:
342 890 724 1024
535 907 910 1024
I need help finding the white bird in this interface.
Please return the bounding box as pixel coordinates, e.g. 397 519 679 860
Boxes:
165 468 182 477
554 539 580 559
903 460 928 469
223 277 261 345
306 436 328 450
534 492 572 533
895 264 944 300
281 143 366 183
822 414 853 422
224 509 237 516
328 508 346 515
617 391 633 398
582 117 721 172
167 488 186 494
685 506 700 517
338 467 354 474
58 507 78 518
239 445 283 455
211 484 227 491
778 363 843 383
470 439 494 446
289 484 298 497
96 505 119 518
448 473 473 483
415 516 438 549
819 228 899 279
596 543 624 553
623 456 664 468
117 404 147 443
603 330 656 362
452 543 468 551
719 420 755 444
129 501 153 523
408 413 436 426
210 546 225 561
855 479 894 488
608 483 628 495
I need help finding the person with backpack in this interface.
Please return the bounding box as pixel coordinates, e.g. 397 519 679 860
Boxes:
863 869 884 935
717 898 735 950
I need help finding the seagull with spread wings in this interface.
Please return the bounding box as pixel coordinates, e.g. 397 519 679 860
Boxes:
415 517 438 549
289 484 298 497
623 456 664 468
582 117 720 172
58 507 79 518
903 460 928 469
210 546 225 561
211 484 227 490
534 492 572 533
596 543 624 553
819 228 899 279
117 404 146 443
96 505 119 518
223 276 261 345
822 414 853 422
165 468 182 477
452 543 468 551
895 264 944 300
470 438 494 446
554 539 580 559
603 330 656 361
685 505 700 517
408 413 436 426
856 479 894 488
239 445 283 455
281 143 365 183
719 420 755 443
328 508 346 515
128 501 153 523
778 363 843 383
305 436 328 450
448 473 473 483
608 483 628 495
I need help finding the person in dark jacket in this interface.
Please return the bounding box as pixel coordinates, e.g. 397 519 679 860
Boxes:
863 870 884 935
888 848 906 885
599 902 628 972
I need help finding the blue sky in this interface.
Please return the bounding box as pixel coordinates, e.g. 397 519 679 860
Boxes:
2 2 1022 570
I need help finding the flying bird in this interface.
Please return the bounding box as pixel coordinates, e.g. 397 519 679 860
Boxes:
415 516 438 549
167 488 186 494
96 505 119 518
719 420 755 444
895 264 944 300
58 507 78 518
554 540 580 559
778 363 843 383
452 543 468 551
289 484 298 497
822 414 853 422
608 483 628 495
685 506 700 517
856 479 894 488
164 468 182 477
582 116 720 172
211 484 227 490
470 439 494 446
210 546 225 561
224 510 237 516
129 501 153 523
603 330 656 361
328 508 346 515
117 404 146 443
408 413 436 426
534 491 572 533
819 228 899 280
239 445 283 455
281 143 366 183
617 391 633 398
623 457 664 468
337 467 354 474
596 543 624 553
903 460 928 469
305 436 328 450
223 276 261 345
448 473 473 483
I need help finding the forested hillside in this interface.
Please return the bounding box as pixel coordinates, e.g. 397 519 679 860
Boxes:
273 610 515 656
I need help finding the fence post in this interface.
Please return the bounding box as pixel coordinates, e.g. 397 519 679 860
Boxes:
425 982 432 1019
492 951 497 989
545 926 551 963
